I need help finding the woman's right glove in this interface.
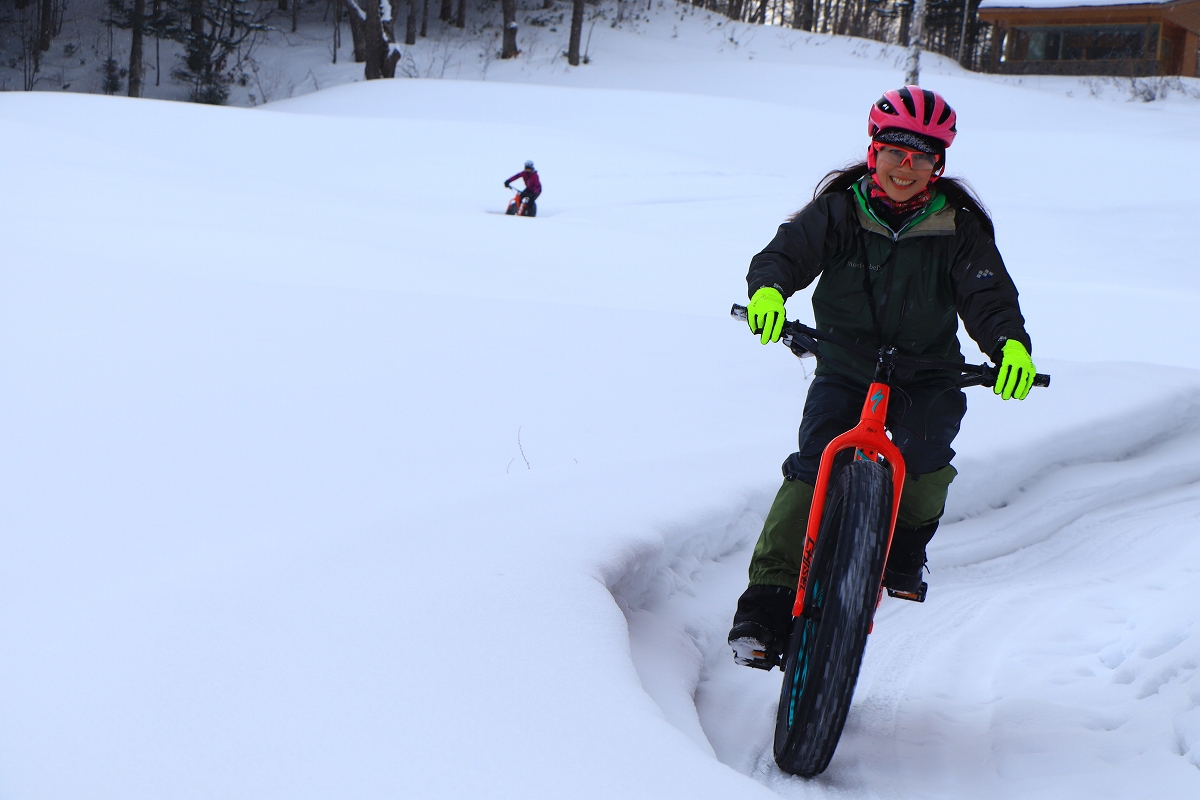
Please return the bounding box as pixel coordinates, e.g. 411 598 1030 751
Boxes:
748 286 786 345
994 339 1035 400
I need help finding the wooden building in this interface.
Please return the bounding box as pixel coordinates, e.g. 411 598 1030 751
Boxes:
976 0 1200 77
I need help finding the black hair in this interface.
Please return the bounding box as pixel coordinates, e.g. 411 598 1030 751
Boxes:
810 161 995 239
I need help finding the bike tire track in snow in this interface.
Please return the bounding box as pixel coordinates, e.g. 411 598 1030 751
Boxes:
614 363 1200 798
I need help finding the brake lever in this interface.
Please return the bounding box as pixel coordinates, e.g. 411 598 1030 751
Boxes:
782 332 818 359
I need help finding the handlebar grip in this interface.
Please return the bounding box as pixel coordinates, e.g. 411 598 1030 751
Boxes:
980 366 1051 389
730 303 748 322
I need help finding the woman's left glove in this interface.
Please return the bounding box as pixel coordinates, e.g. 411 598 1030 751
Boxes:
994 339 1036 401
748 287 786 345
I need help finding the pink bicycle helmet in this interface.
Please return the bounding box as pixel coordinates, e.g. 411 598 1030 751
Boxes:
868 86 957 148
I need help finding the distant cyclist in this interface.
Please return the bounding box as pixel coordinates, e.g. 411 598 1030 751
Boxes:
504 160 541 217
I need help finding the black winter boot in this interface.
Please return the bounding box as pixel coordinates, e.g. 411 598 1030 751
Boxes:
727 585 796 670
884 521 938 602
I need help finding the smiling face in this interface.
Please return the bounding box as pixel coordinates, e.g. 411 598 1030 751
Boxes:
873 144 939 202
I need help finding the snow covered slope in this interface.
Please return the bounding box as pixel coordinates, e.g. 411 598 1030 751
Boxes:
2 11 1200 799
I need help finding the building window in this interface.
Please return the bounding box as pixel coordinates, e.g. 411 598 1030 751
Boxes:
1007 24 1160 62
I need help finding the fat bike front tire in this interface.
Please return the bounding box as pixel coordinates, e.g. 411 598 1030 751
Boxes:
773 458 892 777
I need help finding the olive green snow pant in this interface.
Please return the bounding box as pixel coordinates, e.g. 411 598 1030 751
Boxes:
747 465 957 588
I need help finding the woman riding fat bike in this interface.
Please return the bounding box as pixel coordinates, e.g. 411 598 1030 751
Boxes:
728 86 1038 673
504 160 541 216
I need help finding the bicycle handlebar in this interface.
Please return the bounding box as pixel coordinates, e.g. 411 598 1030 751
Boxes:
730 304 1050 389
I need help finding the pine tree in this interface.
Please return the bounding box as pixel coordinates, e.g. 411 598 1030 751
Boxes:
101 56 124 94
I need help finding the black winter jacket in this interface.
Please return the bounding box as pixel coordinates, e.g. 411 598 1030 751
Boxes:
746 182 1031 386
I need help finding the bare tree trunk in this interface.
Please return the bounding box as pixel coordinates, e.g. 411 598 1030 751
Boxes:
128 0 145 96
293 0 300 31
841 0 859 35
845 0 862 36
956 0 971 64
184 0 205 73
333 0 341 60
439 0 451 20
454 0 465 28
152 0 162 85
420 0 429 35
361 0 400 77
567 0 584 65
380 0 402 76
406 0 417 43
37 0 55 52
904 0 926 84
189 0 203 35
279 0 288 10
501 0 518 57
344 0 367 60
726 0 742 21
792 0 812 30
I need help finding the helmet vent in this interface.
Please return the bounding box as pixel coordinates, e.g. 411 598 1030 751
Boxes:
920 90 936 125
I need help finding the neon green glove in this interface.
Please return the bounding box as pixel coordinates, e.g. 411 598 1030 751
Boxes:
748 286 786 345
994 339 1035 400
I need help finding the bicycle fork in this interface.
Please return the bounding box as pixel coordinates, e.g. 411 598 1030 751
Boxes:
792 382 907 624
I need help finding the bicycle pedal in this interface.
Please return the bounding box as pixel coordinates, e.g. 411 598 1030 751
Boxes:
730 637 780 671
886 581 928 603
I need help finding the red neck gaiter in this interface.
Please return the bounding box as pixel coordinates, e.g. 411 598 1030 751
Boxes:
868 174 934 218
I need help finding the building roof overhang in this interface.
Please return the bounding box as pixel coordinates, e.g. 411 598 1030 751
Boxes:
980 0 1171 8
977 0 1200 34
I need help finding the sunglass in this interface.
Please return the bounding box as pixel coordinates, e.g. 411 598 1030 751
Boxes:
873 143 940 171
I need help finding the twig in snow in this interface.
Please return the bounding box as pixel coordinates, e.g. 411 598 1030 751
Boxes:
583 19 596 63
518 426 530 470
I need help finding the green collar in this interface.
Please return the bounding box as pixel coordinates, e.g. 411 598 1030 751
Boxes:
852 177 947 238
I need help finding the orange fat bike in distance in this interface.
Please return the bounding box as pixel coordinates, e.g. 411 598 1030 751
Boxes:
731 303 1049 777
505 191 536 217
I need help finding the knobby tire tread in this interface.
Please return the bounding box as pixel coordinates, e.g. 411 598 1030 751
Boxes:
772 459 892 777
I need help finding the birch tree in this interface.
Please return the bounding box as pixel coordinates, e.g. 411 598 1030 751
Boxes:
904 0 927 84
